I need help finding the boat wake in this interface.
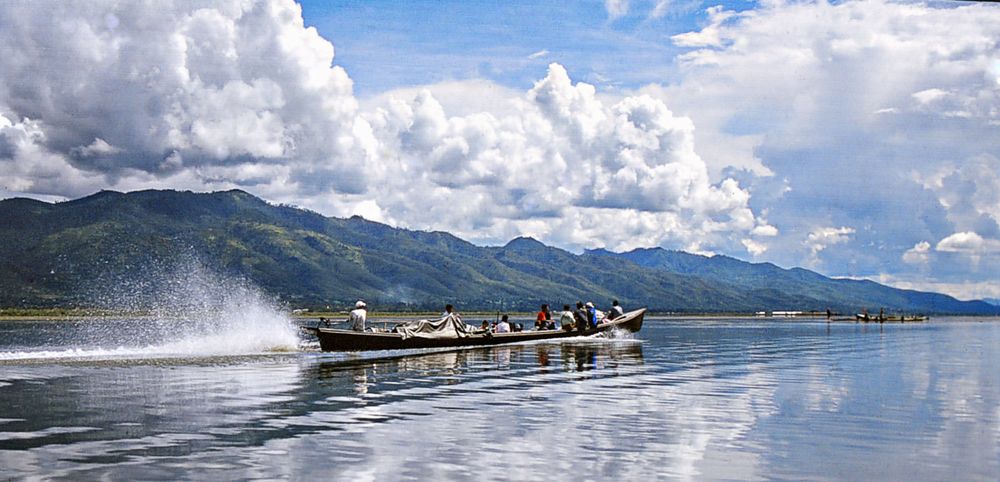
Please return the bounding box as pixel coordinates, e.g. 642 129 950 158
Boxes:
1 257 300 362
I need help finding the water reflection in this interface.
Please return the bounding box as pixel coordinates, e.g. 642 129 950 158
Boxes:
309 340 643 378
2 319 1000 480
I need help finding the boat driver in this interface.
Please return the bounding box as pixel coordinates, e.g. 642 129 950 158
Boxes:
348 300 367 332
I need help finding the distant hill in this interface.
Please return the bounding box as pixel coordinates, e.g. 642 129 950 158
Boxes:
0 189 993 315
983 298 1000 307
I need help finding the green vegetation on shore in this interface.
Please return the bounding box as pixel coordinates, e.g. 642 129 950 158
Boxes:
0 189 994 315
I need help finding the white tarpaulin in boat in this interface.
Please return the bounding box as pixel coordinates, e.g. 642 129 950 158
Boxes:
394 314 478 340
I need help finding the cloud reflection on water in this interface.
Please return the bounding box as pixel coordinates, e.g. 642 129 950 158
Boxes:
1 319 1000 480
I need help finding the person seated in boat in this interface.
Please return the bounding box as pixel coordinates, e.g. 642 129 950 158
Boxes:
496 314 511 333
607 300 624 321
560 304 575 331
585 302 598 328
513 322 523 332
481 320 491 332
536 304 552 330
442 304 462 322
574 301 589 333
348 300 367 332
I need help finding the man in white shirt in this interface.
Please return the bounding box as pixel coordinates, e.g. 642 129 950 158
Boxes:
348 300 367 332
496 314 511 333
559 304 575 331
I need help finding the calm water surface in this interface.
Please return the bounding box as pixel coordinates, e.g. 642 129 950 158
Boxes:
2 316 999 480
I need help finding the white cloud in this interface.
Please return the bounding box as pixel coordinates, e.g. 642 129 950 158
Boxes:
912 88 949 105
936 232 1000 256
0 0 375 197
363 64 770 252
752 225 778 237
671 6 739 48
873 274 1000 302
527 49 549 60
4 0 1000 288
0 2 770 256
805 226 855 256
0 114 106 196
902 241 931 265
741 238 768 256
605 0 629 20
916 155 1000 234
651 0 1000 279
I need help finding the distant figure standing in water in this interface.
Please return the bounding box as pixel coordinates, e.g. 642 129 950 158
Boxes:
348 300 367 332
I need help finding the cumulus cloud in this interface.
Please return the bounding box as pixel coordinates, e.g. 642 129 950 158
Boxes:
646 0 1000 294
741 238 767 257
902 241 931 265
670 6 738 48
876 275 1000 302
365 63 772 252
0 0 376 197
936 232 1000 256
915 155 1000 238
805 227 855 257
3 0 999 298
0 0 770 255
0 114 106 196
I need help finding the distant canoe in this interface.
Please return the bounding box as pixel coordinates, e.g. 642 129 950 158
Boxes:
853 314 927 322
304 308 646 352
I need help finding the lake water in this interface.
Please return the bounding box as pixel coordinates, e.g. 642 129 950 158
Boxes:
2 315 999 480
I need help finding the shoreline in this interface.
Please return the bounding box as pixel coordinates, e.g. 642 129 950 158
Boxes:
0 309 966 322
0 309 770 322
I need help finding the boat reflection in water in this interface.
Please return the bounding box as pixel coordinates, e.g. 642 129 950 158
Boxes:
306 339 645 397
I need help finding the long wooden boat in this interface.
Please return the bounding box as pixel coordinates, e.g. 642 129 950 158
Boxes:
304 308 646 352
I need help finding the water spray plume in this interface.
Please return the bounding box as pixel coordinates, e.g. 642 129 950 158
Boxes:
3 253 300 361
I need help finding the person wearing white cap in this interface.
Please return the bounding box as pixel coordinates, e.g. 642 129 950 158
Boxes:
348 300 367 332
585 302 597 329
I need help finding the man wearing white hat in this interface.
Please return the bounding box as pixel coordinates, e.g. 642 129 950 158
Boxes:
348 300 367 332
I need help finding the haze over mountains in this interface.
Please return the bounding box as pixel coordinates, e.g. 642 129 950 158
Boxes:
0 190 994 315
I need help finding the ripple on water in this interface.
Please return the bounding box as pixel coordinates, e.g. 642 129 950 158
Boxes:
1 317 1000 481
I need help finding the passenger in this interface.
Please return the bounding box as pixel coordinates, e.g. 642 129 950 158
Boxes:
585 302 598 329
442 304 462 322
608 300 624 320
536 304 552 330
513 322 523 332
595 308 607 324
560 304 575 331
481 320 490 332
348 300 367 332
496 314 512 333
574 301 589 333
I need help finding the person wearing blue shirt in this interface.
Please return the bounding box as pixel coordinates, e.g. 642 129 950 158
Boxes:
585 302 597 329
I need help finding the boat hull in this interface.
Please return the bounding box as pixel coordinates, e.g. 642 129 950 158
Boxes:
305 308 646 352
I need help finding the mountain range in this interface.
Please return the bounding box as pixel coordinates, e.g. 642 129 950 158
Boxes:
0 189 994 315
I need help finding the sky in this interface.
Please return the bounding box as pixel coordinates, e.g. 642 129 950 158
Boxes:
1 0 999 300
